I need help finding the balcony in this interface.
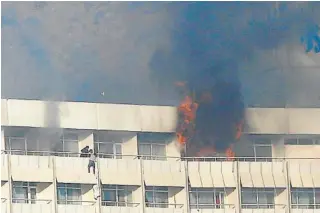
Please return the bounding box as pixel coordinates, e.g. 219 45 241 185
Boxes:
142 158 185 187
145 203 184 213
238 160 286 188
57 201 97 213
190 204 236 213
187 160 237 188
241 204 287 213
101 201 141 213
9 151 53 182
55 153 97 184
11 199 52 213
99 155 141 185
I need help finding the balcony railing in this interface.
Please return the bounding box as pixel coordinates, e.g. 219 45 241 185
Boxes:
12 198 52 204
190 204 235 209
146 203 184 208
241 204 286 209
101 201 140 207
291 204 320 209
2 150 320 161
57 200 96 205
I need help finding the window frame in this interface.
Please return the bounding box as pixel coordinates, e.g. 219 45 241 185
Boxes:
57 183 81 205
252 138 272 162
57 132 79 157
189 188 226 209
291 188 320 209
284 138 320 145
101 185 132 206
241 188 276 209
138 133 171 160
12 182 37 204
145 186 169 208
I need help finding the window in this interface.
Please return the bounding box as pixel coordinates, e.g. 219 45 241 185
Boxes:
252 138 272 162
94 133 122 159
241 188 275 209
101 185 133 206
138 133 172 160
56 132 79 157
145 186 168 208
57 183 81 205
189 188 226 209
285 138 319 145
12 182 36 204
291 188 320 209
5 137 27 155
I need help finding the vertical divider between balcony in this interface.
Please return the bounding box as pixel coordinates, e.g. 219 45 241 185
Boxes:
140 157 146 213
97 157 102 213
285 159 291 213
184 159 190 213
7 153 12 213
52 156 58 213
236 160 242 213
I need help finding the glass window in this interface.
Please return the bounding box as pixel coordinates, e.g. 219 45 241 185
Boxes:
5 137 27 155
285 138 318 145
138 133 169 160
189 188 225 209
145 186 168 208
252 138 272 161
12 182 37 204
291 188 319 209
57 183 81 205
58 132 79 157
241 188 275 209
94 132 122 159
101 185 132 207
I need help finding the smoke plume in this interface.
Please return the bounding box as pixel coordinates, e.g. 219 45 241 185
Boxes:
149 2 320 154
1 2 320 155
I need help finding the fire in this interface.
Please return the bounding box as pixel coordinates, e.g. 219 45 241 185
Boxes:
175 82 243 160
176 95 198 145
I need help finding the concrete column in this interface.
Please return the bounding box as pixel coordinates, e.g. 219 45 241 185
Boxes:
78 131 94 152
1 128 5 151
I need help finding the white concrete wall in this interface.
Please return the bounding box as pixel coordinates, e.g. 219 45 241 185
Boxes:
3 99 320 135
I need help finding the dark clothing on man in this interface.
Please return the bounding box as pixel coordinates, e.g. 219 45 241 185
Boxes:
80 146 89 157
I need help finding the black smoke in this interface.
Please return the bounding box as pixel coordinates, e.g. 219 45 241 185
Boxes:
149 2 320 154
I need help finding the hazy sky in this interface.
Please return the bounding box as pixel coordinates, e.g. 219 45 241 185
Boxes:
2 2 320 107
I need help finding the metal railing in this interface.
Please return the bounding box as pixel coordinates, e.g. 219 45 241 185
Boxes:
291 204 320 209
57 200 96 205
2 150 319 161
241 204 286 209
12 198 52 204
101 201 140 207
145 203 184 208
190 204 235 209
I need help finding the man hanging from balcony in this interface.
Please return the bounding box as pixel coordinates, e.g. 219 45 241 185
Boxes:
88 149 97 175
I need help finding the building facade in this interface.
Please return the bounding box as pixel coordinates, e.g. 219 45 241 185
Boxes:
1 99 320 213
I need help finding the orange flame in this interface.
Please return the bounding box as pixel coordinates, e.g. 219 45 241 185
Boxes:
176 95 198 145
